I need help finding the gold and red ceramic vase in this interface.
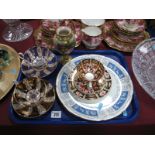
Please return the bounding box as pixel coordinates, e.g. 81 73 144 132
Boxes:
61 20 83 47
54 26 76 64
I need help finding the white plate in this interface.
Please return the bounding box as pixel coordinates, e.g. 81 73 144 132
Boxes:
132 38 155 100
56 54 133 121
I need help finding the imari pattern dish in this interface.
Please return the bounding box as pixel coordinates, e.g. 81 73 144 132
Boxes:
12 77 55 118
21 46 58 78
68 59 112 100
0 44 20 101
56 54 133 121
132 38 155 100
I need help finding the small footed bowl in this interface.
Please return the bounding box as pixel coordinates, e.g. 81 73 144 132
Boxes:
68 58 112 101
21 46 58 78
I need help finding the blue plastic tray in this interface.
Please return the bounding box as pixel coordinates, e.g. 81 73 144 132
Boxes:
9 50 139 124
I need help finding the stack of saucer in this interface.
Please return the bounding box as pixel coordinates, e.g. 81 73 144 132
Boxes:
102 20 150 52
34 20 83 49
34 20 61 49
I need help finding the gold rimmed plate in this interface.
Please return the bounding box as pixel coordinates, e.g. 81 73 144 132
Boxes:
0 44 20 101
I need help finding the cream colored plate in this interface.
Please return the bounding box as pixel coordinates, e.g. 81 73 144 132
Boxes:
0 44 20 101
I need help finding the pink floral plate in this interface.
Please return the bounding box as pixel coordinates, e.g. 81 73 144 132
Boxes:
112 27 149 44
102 21 136 52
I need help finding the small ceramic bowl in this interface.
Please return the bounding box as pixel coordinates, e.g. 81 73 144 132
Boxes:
82 26 103 49
12 77 55 118
68 58 112 101
21 46 58 78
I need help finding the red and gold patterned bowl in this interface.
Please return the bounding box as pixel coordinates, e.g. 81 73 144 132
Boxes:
68 59 112 100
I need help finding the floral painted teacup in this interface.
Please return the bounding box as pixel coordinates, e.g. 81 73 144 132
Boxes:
82 26 103 49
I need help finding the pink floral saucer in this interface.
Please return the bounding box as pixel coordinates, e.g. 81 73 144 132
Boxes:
114 19 146 34
102 21 136 52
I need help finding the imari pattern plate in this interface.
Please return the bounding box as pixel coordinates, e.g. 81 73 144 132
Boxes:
56 54 133 121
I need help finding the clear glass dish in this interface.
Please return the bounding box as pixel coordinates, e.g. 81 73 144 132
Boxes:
132 38 155 99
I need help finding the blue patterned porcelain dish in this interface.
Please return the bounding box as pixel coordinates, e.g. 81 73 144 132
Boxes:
21 46 58 78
